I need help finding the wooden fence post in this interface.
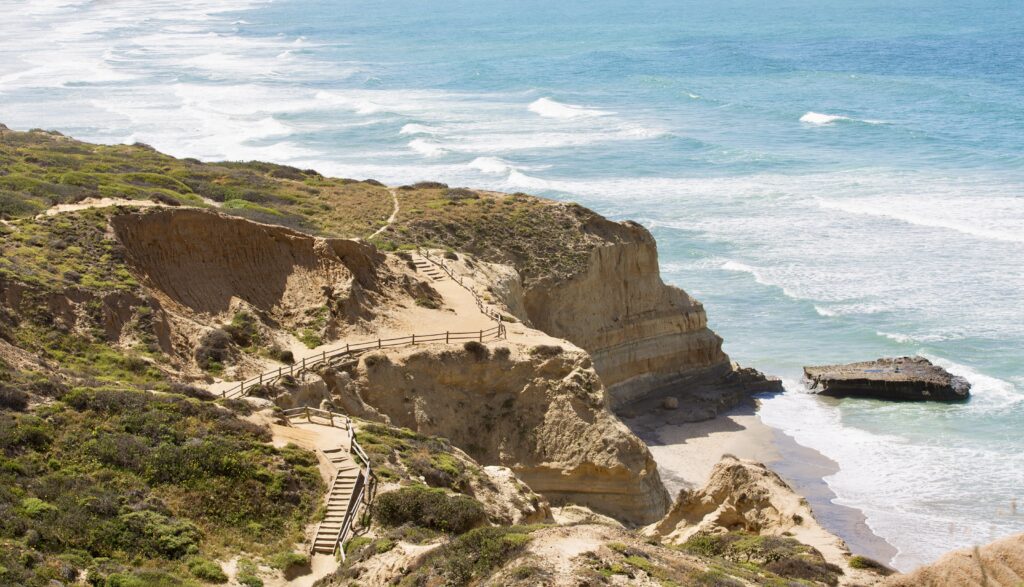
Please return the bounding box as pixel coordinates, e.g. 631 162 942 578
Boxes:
305 406 311 423
411 334 415 345
479 330 483 342
446 331 449 344
378 339 382 349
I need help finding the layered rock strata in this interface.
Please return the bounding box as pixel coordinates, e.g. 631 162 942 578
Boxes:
511 220 733 407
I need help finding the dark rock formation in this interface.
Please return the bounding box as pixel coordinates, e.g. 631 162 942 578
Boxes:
804 356 970 402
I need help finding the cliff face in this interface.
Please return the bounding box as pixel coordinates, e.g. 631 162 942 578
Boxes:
516 220 730 407
112 209 386 323
323 342 672 525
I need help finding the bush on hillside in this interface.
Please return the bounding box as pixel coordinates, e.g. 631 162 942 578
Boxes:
445 188 479 201
463 340 490 360
764 557 842 586
848 555 894 575
0 385 29 411
195 328 232 369
528 345 562 359
375 486 485 534
399 181 448 191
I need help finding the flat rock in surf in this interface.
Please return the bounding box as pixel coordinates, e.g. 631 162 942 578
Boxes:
804 356 970 402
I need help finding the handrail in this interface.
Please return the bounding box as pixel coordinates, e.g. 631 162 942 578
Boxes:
220 248 509 400
309 470 340 557
283 408 376 558
334 476 366 562
222 324 505 399
417 248 507 323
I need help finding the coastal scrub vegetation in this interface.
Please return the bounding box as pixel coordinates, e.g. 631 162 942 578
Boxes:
0 126 392 237
0 380 323 586
383 185 620 284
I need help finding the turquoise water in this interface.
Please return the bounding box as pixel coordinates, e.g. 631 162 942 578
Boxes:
2 0 1022 570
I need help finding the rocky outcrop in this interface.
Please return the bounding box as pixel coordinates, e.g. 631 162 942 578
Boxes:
501 219 731 407
805 356 970 402
650 456 825 543
882 533 1024 587
648 456 879 585
323 341 671 525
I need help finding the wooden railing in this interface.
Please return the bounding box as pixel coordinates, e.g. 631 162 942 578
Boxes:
335 475 366 562
223 323 505 399
282 407 377 559
417 248 507 323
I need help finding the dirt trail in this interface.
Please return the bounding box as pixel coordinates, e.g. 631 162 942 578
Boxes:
367 188 399 240
38 196 222 218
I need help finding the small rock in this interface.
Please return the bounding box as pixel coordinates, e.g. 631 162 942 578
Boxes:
662 397 679 410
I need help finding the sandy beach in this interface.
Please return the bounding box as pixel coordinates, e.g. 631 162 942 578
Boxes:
624 401 898 565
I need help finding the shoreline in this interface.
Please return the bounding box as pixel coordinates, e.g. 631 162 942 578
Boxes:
625 401 898 565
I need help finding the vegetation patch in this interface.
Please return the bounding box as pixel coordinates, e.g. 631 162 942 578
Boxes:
848 554 895 575
375 486 485 534
0 385 322 586
399 525 541 586
0 128 393 237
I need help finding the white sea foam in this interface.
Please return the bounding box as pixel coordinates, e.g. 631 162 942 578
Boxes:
800 111 884 125
920 354 1024 409
407 138 447 157
399 123 438 135
800 111 852 125
528 97 612 119
817 196 1024 244
759 382 1024 571
876 330 964 344
467 156 513 175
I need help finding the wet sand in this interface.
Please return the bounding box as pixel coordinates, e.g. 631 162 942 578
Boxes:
624 402 898 565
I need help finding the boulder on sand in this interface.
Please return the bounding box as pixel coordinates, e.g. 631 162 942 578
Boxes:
804 356 970 402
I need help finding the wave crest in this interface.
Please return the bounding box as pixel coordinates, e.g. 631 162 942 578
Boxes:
528 97 612 119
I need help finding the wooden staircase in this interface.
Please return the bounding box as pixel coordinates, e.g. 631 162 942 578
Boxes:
412 254 446 282
312 448 365 555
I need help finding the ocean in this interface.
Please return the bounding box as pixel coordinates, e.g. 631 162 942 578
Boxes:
2 0 1022 571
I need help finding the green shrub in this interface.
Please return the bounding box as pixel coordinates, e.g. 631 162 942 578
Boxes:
0 386 29 411
267 551 308 571
414 297 440 309
528 345 562 359
236 558 263 587
187 557 228 583
848 555 894 575
195 329 233 369
375 486 485 534
445 188 479 201
462 340 489 361
399 182 448 191
19 497 57 517
411 525 538 586
764 556 842 586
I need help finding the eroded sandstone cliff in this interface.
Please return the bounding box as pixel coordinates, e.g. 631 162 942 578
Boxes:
517 219 730 407
320 341 672 525
112 208 387 324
